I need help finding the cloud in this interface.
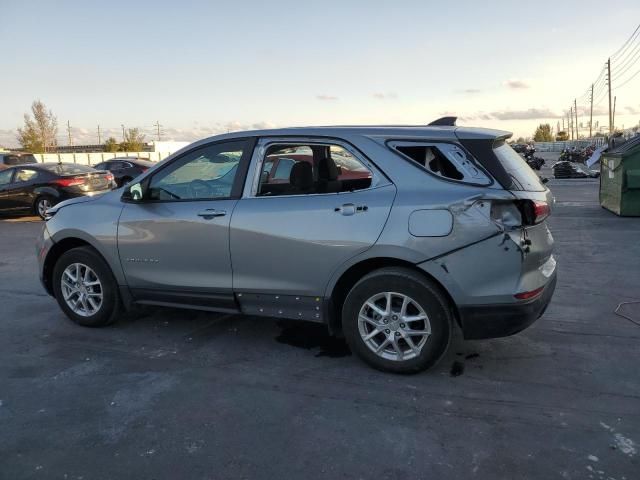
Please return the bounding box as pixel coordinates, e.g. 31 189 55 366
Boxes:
372 92 398 100
458 108 563 122
503 79 530 89
460 88 481 94
316 94 338 101
489 108 561 120
625 106 640 115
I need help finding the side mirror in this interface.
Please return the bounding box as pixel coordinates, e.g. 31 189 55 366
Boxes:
121 182 145 202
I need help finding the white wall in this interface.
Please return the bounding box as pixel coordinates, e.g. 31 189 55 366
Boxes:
32 151 174 165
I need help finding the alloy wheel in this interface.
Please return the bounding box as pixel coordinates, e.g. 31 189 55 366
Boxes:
37 198 52 218
60 263 103 317
357 292 431 361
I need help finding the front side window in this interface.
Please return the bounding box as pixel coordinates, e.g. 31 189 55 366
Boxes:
257 143 372 196
0 169 13 185
391 142 492 185
148 140 247 200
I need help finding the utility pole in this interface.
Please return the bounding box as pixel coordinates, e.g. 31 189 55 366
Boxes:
574 99 579 140
613 96 617 132
589 84 594 138
607 58 613 134
569 107 574 140
153 120 162 141
121 124 126 142
67 120 73 146
97 124 102 144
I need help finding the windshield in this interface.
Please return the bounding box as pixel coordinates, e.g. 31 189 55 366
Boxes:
493 142 546 192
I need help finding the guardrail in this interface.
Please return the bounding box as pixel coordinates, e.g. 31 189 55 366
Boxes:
33 151 172 165
533 138 607 152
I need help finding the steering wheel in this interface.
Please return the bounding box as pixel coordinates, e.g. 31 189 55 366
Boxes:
188 179 216 198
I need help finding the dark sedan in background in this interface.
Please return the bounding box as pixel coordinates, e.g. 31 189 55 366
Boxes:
0 152 37 169
0 163 114 219
93 157 155 187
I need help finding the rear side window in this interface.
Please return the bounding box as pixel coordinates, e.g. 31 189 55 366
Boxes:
257 144 373 196
391 142 492 185
493 141 545 192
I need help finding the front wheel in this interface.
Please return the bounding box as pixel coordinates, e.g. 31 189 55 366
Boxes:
52 246 121 327
342 267 452 373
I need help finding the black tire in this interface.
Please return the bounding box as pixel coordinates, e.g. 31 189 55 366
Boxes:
34 195 56 220
52 246 121 327
342 267 452 374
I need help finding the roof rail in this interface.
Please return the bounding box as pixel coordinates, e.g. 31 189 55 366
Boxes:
428 116 457 127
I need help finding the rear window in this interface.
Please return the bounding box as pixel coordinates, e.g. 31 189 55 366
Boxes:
41 164 96 175
3 154 36 165
493 141 546 192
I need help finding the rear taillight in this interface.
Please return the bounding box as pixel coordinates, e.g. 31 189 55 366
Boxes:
518 200 550 225
105 173 114 182
140 167 149 172
54 177 85 187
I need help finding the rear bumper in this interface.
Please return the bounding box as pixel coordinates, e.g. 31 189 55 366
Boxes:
458 273 557 340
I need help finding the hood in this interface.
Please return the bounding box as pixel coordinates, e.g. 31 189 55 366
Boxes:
46 193 104 216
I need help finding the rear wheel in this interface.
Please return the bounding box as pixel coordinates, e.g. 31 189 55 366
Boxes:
342 267 452 373
52 247 121 327
34 195 55 219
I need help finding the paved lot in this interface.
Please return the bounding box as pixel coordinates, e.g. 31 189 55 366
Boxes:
1 168 639 479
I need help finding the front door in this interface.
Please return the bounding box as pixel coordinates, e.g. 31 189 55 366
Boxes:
117 139 254 310
0 169 15 211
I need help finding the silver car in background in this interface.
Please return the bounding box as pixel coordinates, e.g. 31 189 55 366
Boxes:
36 119 557 373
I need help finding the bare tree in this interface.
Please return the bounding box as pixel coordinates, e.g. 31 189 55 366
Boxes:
121 128 146 152
16 100 58 153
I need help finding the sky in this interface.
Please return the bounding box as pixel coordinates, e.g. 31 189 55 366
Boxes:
1 0 640 148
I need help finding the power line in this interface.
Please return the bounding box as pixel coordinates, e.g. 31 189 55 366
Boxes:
615 67 640 90
611 23 640 60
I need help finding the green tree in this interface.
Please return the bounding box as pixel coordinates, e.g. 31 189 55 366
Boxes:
515 136 526 143
104 137 120 152
555 131 569 141
533 124 554 142
121 128 145 152
16 100 58 153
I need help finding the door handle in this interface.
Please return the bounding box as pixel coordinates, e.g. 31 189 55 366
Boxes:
197 209 227 219
334 203 368 216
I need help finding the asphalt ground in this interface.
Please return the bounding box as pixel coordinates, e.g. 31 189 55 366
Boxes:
1 159 639 479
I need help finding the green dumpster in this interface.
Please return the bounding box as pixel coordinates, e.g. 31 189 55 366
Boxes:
600 135 640 216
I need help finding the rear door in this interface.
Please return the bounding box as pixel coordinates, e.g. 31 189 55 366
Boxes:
230 138 396 302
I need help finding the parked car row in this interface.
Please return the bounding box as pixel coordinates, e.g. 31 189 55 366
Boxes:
0 157 153 219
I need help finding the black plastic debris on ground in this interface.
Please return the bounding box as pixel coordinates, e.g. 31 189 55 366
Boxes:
450 361 465 377
276 320 352 358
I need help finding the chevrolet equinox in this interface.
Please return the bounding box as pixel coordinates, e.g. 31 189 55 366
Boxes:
37 119 557 373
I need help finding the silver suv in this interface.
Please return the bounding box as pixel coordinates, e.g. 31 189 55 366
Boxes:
36 120 557 373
